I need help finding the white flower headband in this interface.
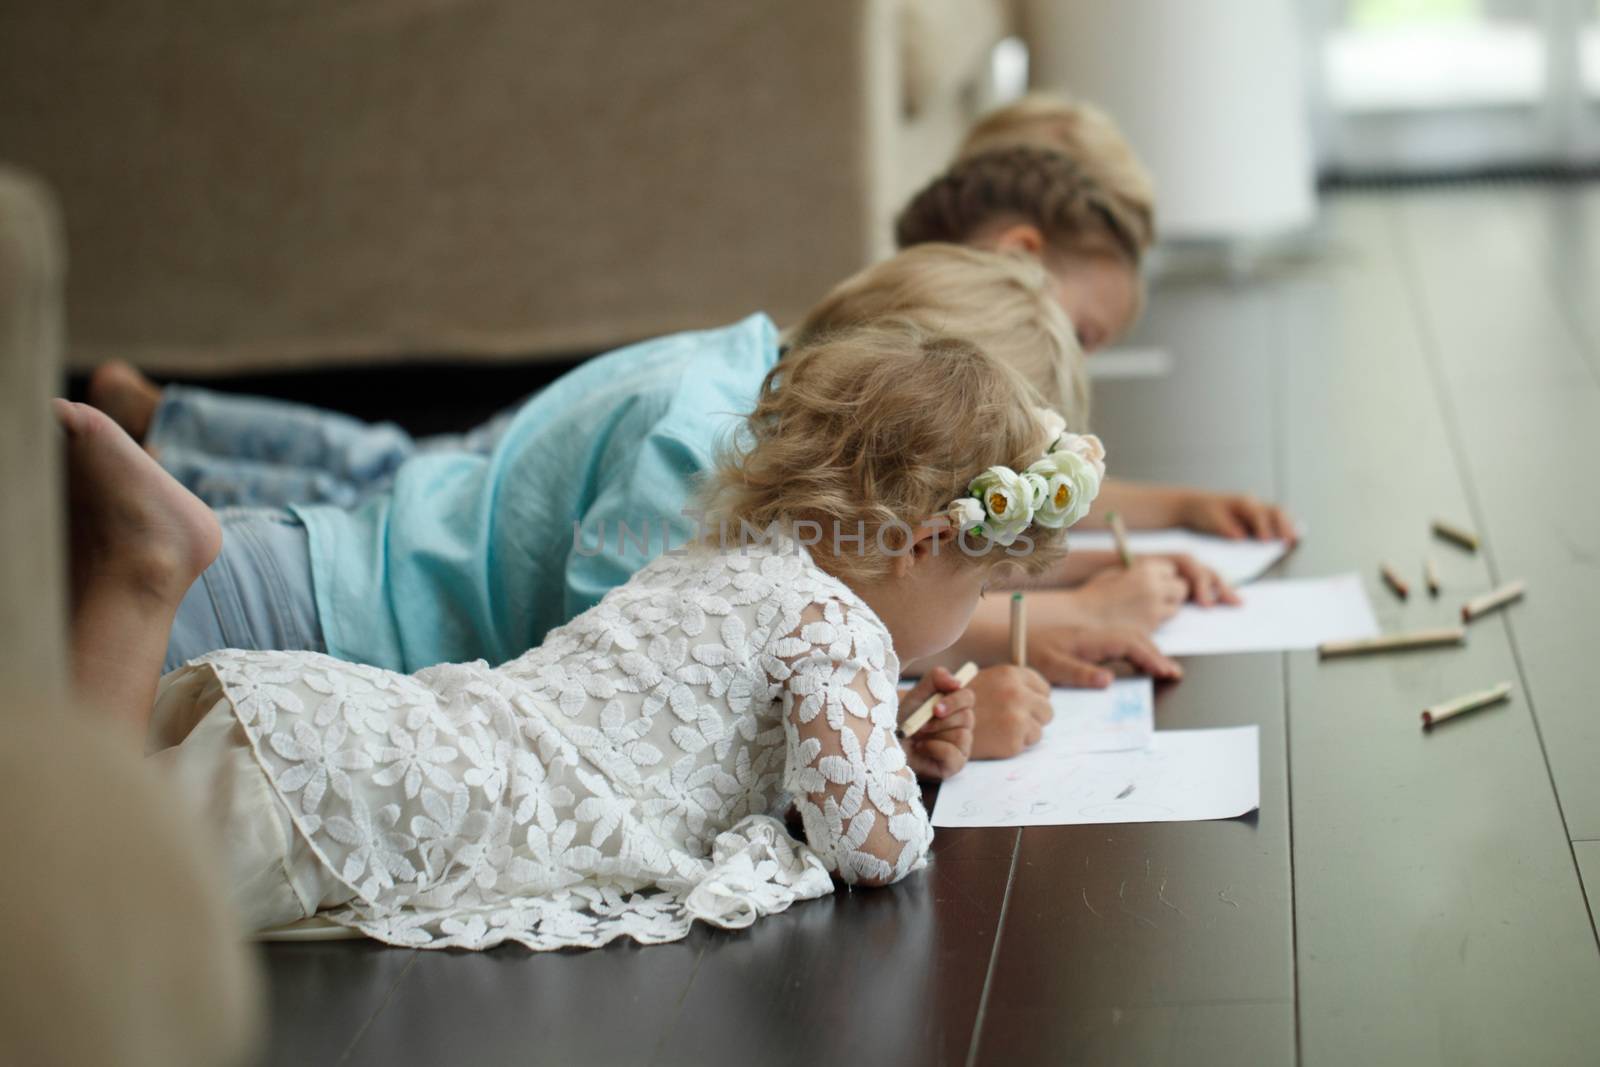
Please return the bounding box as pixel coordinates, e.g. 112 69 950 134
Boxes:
948 410 1106 546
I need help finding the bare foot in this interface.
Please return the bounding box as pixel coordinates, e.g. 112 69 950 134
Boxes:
56 399 220 608
86 360 162 443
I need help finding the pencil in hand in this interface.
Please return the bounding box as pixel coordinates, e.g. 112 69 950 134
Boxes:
899 661 980 738
1108 511 1133 569
1010 592 1027 667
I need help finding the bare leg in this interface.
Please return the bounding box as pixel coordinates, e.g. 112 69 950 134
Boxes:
58 400 221 736
86 360 163 443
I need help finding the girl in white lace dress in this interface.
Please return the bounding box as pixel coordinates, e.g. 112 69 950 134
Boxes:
59 320 1105 952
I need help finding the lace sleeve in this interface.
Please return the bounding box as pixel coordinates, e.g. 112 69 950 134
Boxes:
770 599 933 887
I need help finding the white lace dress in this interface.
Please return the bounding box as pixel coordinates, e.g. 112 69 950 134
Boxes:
153 537 934 951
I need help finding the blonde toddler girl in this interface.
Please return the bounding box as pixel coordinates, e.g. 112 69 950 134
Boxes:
59 319 1105 951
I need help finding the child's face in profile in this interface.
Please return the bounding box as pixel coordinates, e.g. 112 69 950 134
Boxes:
888 542 992 664
1047 252 1141 354
972 222 1141 354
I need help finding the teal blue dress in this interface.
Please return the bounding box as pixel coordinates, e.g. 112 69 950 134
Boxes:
293 313 781 672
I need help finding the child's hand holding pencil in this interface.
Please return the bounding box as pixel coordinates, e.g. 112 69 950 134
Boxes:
1075 561 1190 631
1026 624 1183 688
965 665 1054 758
898 665 976 781
1106 510 1240 607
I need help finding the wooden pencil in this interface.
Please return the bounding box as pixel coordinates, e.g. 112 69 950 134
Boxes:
1010 592 1027 667
1318 626 1467 659
1432 518 1479 552
1380 562 1410 601
1461 579 1526 623
1421 681 1512 729
899 661 980 738
1424 556 1441 597
1108 511 1133 569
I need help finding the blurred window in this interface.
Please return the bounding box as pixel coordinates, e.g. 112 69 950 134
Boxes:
1582 1 1600 95
1311 0 1598 174
1326 1 1543 111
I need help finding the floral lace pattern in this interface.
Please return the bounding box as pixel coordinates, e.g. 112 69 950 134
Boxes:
177 537 933 950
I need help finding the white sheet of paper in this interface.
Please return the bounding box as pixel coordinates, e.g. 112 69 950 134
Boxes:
1088 346 1174 380
1152 572 1378 657
1067 527 1297 585
932 725 1259 828
1047 677 1154 755
896 679 1152 753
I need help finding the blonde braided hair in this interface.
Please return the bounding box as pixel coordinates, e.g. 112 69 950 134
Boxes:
955 93 1156 254
895 144 1151 266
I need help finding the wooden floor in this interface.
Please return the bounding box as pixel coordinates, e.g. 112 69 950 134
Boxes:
256 186 1600 1066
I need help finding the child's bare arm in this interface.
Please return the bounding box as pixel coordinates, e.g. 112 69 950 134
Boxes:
1006 548 1239 608
909 593 1182 689
921 581 1185 668
1089 478 1298 542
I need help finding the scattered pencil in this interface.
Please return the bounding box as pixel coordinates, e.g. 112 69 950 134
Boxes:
1108 511 1133 569
1461 579 1526 623
1424 556 1441 597
1380 562 1410 601
1318 626 1467 659
1432 518 1479 552
899 661 979 738
1421 681 1513 729
1010 592 1027 667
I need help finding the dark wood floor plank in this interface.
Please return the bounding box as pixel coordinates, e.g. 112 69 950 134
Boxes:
972 656 1295 1067
256 943 417 1067
1525 183 1600 386
647 826 1018 1067
1395 187 1600 840
969 272 1297 1065
338 932 706 1067
982 1000 1293 1067
1280 193 1600 1065
340 826 1018 1067
1576 842 1600 933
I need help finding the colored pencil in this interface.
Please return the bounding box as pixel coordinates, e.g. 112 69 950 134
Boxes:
899 661 980 738
1461 579 1526 623
1432 518 1479 552
1108 511 1133 569
1421 681 1512 729
1380 562 1410 601
1318 626 1467 659
1010 592 1027 667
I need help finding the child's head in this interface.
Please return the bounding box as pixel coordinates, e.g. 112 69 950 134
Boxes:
896 95 1156 354
956 93 1156 253
705 320 1104 663
788 243 1088 429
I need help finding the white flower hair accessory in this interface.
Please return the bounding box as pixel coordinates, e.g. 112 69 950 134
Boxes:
947 413 1105 546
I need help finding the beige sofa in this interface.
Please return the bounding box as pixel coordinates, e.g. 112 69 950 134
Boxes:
0 166 262 1066
0 166 67 694
0 0 1009 375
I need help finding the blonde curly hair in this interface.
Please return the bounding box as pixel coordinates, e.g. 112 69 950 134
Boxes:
702 320 1071 582
787 243 1087 430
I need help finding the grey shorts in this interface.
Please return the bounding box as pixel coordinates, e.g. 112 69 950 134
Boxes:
163 508 325 673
